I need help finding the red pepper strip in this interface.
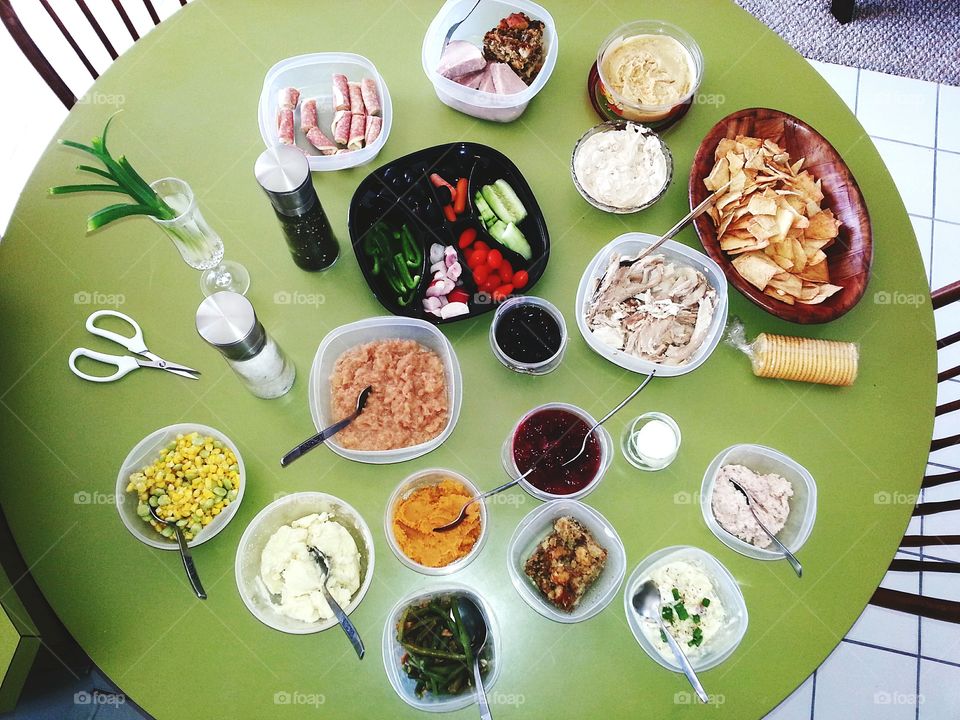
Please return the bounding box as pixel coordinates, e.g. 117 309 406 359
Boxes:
442 204 457 223
454 177 468 215
429 173 455 193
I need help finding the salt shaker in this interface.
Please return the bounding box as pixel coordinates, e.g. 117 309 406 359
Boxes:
254 145 339 271
195 291 295 399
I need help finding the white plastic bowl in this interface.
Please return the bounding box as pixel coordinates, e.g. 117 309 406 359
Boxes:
308 317 463 464
700 444 818 561
115 423 245 550
382 583 501 712
574 232 729 377
234 492 375 634
421 0 558 123
384 468 488 575
507 499 626 623
623 546 748 672
258 52 392 171
501 402 613 501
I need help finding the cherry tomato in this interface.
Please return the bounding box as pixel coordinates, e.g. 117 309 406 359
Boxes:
472 264 490 284
512 270 529 289
465 252 481 269
486 249 503 268
498 259 513 280
479 277 499 294
493 283 514 302
458 227 477 249
471 248 488 267
473 240 489 253
487 272 502 287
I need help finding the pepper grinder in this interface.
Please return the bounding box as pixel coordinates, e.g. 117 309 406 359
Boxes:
254 145 339 271
195 291 295 399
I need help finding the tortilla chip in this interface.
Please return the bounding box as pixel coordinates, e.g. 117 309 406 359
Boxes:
733 251 782 291
797 259 830 283
796 283 843 305
806 209 841 240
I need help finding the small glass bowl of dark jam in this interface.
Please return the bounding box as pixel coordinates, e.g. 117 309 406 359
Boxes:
489 296 567 375
501 403 613 501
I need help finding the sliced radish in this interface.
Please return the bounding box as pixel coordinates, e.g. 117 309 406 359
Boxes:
429 244 445 264
440 302 470 319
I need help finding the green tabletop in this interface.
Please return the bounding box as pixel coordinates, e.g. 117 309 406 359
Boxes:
0 1 936 718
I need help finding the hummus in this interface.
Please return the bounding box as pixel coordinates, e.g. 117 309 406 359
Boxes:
601 34 695 107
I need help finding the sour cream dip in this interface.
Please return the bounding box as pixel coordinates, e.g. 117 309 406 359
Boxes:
573 123 669 211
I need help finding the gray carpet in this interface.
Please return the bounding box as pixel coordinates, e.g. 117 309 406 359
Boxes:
735 0 960 85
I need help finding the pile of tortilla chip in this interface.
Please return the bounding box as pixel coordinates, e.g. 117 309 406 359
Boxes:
703 135 843 306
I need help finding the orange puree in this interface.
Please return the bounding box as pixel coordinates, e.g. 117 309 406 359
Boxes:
392 478 481 567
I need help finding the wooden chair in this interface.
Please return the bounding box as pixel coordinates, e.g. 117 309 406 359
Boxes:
0 0 188 109
870 280 960 622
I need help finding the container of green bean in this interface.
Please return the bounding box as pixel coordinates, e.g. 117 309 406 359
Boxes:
382 584 500 712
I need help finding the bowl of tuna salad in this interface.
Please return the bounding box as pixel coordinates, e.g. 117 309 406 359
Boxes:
700 444 818 561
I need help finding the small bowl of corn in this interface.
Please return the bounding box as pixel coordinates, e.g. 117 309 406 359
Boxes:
115 423 246 550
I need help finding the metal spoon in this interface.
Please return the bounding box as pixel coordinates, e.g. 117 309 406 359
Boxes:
633 183 731 264
631 581 707 703
281 386 372 467
308 546 365 659
149 505 206 600
455 596 492 720
442 0 482 48
433 466 537 533
560 372 656 467
728 478 803 577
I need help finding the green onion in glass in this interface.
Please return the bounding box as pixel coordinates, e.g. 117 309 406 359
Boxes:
50 115 249 296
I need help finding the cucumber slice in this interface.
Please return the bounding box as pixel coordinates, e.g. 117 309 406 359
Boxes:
488 220 508 243
481 180 527 225
499 222 532 260
473 192 495 222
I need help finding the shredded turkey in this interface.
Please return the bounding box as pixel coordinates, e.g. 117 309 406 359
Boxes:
584 252 717 365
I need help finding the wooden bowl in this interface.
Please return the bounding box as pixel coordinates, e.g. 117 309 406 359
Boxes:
689 108 872 324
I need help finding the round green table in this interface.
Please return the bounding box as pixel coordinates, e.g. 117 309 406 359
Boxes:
0 1 936 718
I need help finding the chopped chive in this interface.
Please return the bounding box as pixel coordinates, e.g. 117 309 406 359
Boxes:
702 598 711 607
675 602 689 621
661 606 674 623
660 629 668 643
672 588 681 601
692 614 701 624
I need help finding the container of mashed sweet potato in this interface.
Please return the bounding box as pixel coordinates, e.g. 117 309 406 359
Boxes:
595 20 703 128
385 468 488 575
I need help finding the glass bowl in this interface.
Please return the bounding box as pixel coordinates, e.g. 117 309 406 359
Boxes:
620 412 681 471
489 295 568 375
595 20 704 128
571 121 673 214
384 468 489 575
501 402 613 501
382 583 501 712
700 444 818 560
507 499 626 623
623 545 748 672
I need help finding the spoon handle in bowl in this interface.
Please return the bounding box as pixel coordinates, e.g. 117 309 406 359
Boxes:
173 527 206 600
324 588 364 659
472 658 492 720
750 507 803 577
659 618 708 703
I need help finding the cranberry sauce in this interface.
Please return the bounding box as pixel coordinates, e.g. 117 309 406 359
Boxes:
512 408 601 495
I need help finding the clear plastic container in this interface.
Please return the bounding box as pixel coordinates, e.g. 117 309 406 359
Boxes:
620 412 681 471
421 0 558 123
258 53 392 171
507 499 626 623
115 423 245 550
489 295 568 375
700 444 818 561
501 402 613 501
234 492 375 634
382 583 501 712
623 545 748 672
384 468 489 575
574 232 728 377
308 317 463 464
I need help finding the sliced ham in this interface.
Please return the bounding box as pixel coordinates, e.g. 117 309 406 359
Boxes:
452 67 486 89
489 62 527 94
477 65 497 93
437 40 485 79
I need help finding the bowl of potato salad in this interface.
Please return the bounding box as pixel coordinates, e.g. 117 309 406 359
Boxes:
116 424 246 549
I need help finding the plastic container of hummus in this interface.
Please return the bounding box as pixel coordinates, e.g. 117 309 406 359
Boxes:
595 20 703 129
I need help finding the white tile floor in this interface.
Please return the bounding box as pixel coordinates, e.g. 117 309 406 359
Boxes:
1 9 959 720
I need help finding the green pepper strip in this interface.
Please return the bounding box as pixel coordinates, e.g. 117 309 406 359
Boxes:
393 254 418 289
400 641 467 662
400 225 422 267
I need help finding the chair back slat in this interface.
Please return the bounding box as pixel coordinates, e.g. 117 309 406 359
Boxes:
913 498 960 516
939 330 960 351
110 0 139 41
871 587 960 623
932 280 960 310
141 0 160 25
39 0 98 79
902 534 960 548
890 558 960 573
939 366 960 383
74 0 117 60
936 398 960 417
0 2 77 107
931 433 960 452
922 469 960 489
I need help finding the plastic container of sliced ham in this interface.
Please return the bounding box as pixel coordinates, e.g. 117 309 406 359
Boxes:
258 53 392 172
421 0 558 123
574 232 729 377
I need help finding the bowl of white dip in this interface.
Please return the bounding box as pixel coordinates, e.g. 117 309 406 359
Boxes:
571 121 672 213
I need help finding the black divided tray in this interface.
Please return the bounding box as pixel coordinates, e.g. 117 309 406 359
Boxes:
348 142 551 324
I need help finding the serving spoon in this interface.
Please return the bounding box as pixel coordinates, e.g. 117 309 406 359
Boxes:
455 596 492 720
149 505 206 600
728 478 803 577
281 386 372 467
308 546 365 659
631 581 708 704
442 0 482 48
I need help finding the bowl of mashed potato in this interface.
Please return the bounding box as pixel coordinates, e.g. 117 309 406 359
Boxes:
235 492 375 634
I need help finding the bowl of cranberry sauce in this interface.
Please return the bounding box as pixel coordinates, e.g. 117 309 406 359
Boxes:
501 403 614 501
